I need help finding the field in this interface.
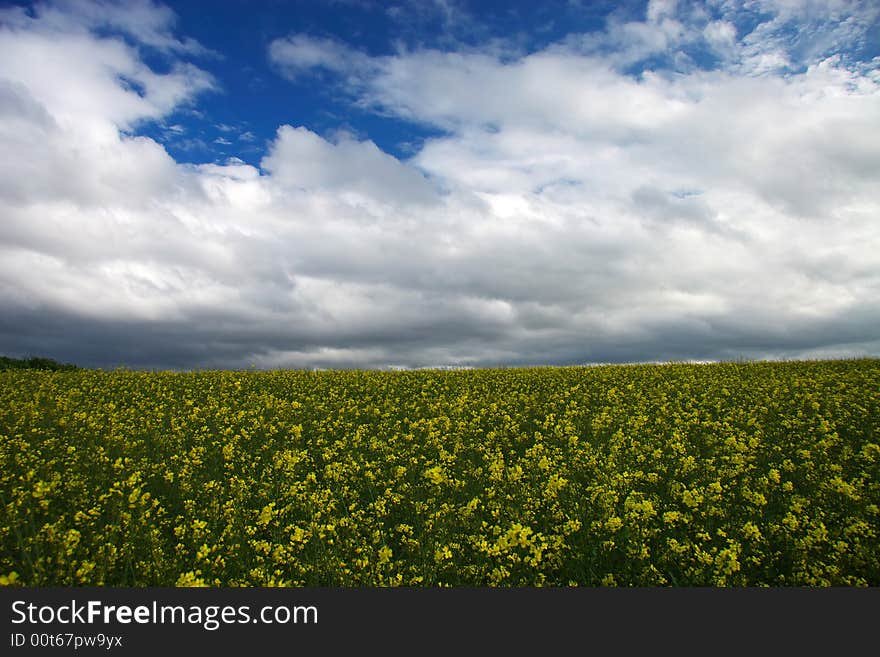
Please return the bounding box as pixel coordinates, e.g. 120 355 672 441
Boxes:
1 359 878 586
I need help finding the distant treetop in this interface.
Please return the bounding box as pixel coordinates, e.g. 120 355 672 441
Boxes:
0 356 78 371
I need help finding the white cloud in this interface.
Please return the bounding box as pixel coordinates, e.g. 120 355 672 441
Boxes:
703 19 736 55
3 0 214 55
268 34 375 84
260 125 439 207
1 0 879 368
0 19 214 130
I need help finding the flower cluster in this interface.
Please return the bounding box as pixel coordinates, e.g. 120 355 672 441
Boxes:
1 360 878 586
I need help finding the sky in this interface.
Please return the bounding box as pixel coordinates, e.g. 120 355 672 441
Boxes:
0 0 878 370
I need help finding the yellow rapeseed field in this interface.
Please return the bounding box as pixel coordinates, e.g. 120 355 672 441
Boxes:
1 359 878 586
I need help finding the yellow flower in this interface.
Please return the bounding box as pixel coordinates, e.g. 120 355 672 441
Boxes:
605 517 624 533
0 572 20 586
742 522 762 541
256 503 275 527
175 571 208 587
434 546 452 563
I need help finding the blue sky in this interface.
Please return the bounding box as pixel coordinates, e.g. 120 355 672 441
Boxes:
118 0 620 165
0 0 879 369
61 0 880 166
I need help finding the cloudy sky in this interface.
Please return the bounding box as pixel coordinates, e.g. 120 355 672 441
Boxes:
0 0 878 370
